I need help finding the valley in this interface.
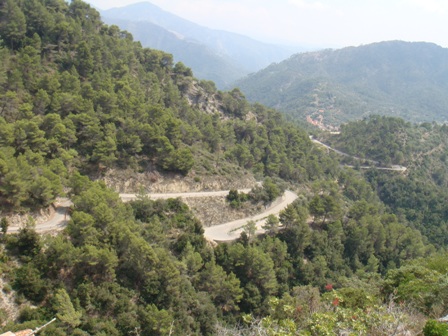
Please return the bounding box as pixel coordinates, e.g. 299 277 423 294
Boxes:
1 0 448 335
100 2 301 88
236 41 448 128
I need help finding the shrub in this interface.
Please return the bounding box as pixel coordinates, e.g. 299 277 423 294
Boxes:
423 320 448 336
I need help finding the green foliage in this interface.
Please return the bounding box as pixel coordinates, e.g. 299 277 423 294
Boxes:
0 0 341 214
14 263 47 303
0 2 442 335
226 189 249 209
53 288 82 328
237 41 448 126
248 178 284 205
242 220 257 242
194 259 243 314
329 115 410 165
0 0 27 49
0 217 8 234
16 227 41 258
230 286 424 336
424 320 448 336
263 214 280 235
383 253 448 316
327 116 448 247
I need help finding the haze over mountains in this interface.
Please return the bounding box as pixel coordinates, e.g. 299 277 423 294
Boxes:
4 1 448 334
99 3 448 128
100 2 301 88
236 41 448 128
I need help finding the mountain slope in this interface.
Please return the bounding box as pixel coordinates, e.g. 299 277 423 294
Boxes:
0 1 440 334
100 2 300 87
321 115 448 247
236 41 448 128
100 17 245 88
0 0 329 213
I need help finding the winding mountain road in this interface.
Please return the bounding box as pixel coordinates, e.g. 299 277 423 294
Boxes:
203 190 298 242
8 136 403 236
7 188 297 242
311 137 407 172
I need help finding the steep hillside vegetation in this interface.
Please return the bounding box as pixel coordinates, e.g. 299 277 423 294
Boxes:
0 1 444 335
100 16 246 88
101 2 300 88
236 41 448 128
322 115 448 247
0 0 329 212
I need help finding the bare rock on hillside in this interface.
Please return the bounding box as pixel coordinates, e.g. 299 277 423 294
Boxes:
100 168 256 194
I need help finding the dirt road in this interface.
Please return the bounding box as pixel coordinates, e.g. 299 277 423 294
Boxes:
7 199 73 234
311 137 407 171
6 188 252 234
203 190 298 242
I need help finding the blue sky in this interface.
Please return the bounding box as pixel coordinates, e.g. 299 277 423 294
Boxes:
85 0 448 48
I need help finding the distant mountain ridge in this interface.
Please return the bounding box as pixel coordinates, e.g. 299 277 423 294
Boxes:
101 2 302 88
100 17 245 88
236 41 448 128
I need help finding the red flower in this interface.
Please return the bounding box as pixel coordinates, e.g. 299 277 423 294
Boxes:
325 283 333 291
332 298 339 306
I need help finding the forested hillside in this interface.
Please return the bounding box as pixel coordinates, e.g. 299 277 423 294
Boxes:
0 1 446 335
101 2 299 88
236 41 448 128
99 16 246 89
323 115 448 247
0 0 329 212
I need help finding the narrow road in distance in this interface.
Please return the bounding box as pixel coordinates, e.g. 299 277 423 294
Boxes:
311 137 407 172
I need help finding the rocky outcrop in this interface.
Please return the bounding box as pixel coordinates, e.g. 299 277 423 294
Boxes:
183 80 224 116
101 168 256 194
0 277 20 324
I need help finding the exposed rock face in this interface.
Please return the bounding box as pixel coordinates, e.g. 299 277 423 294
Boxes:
0 277 21 324
99 167 262 227
183 196 263 227
101 169 256 194
183 80 224 116
2 205 54 231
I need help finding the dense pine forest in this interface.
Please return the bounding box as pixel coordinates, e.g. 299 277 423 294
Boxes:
323 116 448 248
0 1 447 335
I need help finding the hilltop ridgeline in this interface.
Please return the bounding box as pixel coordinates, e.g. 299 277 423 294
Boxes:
236 41 448 128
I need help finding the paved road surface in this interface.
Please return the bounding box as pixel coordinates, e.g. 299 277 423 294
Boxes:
6 188 254 234
8 199 73 234
203 190 298 242
343 164 407 172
